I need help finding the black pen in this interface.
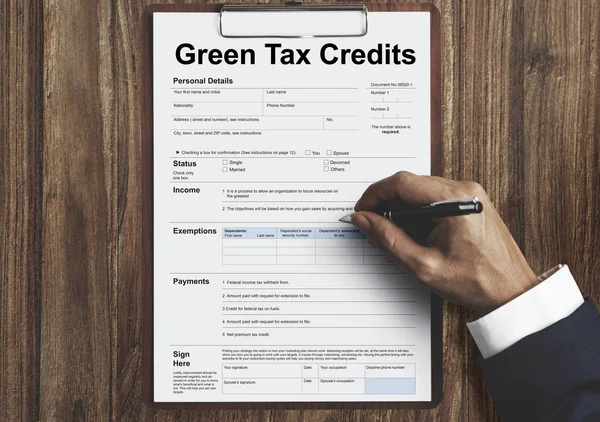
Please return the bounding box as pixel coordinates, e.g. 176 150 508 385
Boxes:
338 197 483 223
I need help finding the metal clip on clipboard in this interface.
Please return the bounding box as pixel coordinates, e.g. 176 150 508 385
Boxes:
219 2 368 38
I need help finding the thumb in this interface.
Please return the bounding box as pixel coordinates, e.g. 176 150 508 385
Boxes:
351 211 432 274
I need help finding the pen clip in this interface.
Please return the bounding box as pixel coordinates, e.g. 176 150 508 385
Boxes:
429 197 480 207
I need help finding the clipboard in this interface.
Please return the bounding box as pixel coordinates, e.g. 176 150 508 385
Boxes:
142 2 442 410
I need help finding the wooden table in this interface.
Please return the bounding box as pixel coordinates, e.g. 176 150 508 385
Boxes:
1 0 598 420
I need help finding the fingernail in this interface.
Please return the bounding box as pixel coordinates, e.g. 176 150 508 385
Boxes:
351 213 371 232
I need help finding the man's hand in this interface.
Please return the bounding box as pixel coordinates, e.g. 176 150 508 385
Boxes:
352 171 538 315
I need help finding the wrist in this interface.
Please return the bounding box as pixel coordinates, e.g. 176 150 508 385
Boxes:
467 265 583 358
481 268 539 315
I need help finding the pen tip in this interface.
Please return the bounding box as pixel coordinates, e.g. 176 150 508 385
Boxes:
339 213 354 223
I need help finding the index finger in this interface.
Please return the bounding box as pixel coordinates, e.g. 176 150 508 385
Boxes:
355 171 452 211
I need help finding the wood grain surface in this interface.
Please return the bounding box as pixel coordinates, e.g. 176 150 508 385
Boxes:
1 0 599 421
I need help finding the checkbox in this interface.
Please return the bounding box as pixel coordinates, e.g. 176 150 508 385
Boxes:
326 150 332 155
323 159 329 165
222 159 228 165
305 150 311 155
222 167 228 172
323 166 329 172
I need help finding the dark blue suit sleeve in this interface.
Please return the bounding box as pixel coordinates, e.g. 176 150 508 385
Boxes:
479 298 600 422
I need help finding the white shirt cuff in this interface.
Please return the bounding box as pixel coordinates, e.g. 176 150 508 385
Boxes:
466 265 583 359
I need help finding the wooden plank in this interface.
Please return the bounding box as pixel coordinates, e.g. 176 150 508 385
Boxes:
40 0 116 420
524 0 600 297
456 0 526 420
0 1 44 421
428 0 466 421
114 0 147 417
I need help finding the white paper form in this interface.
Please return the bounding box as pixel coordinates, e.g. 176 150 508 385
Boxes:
153 11 432 402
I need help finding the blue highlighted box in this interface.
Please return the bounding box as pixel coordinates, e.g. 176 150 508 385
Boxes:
277 228 315 239
223 227 366 240
222 228 276 239
365 378 416 394
316 228 365 239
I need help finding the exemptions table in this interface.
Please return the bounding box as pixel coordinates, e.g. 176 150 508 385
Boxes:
222 227 393 265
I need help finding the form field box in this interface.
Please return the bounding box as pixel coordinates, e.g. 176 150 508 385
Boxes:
365 378 415 394
323 166 329 172
223 364 301 379
283 288 415 302
295 314 418 329
276 255 316 265
364 255 395 265
301 378 319 394
222 159 228 165
222 247 276 256
263 88 357 103
264 102 358 118
174 101 262 116
302 364 318 378
369 88 416 103
222 378 301 395
305 150 310 155
319 364 364 378
174 116 338 131
319 378 365 394
315 255 363 265
222 167 228 172
316 238 364 247
222 239 277 247
363 245 388 255
365 364 416 378
222 255 277 265
316 246 363 256
276 247 316 256
323 116 360 130
276 239 315 248
224 301 418 316
172 87 262 102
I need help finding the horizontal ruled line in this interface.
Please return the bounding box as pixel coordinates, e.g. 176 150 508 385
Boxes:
169 128 358 131
222 326 416 329
169 115 360 118
169 181 378 184
222 313 416 316
221 301 416 303
221 201 356 203
169 272 408 274
171 87 359 90
221 288 414 290
170 101 359 104
168 156 415 159
169 344 416 347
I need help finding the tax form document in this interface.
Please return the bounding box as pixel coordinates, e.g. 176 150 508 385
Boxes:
152 10 434 403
